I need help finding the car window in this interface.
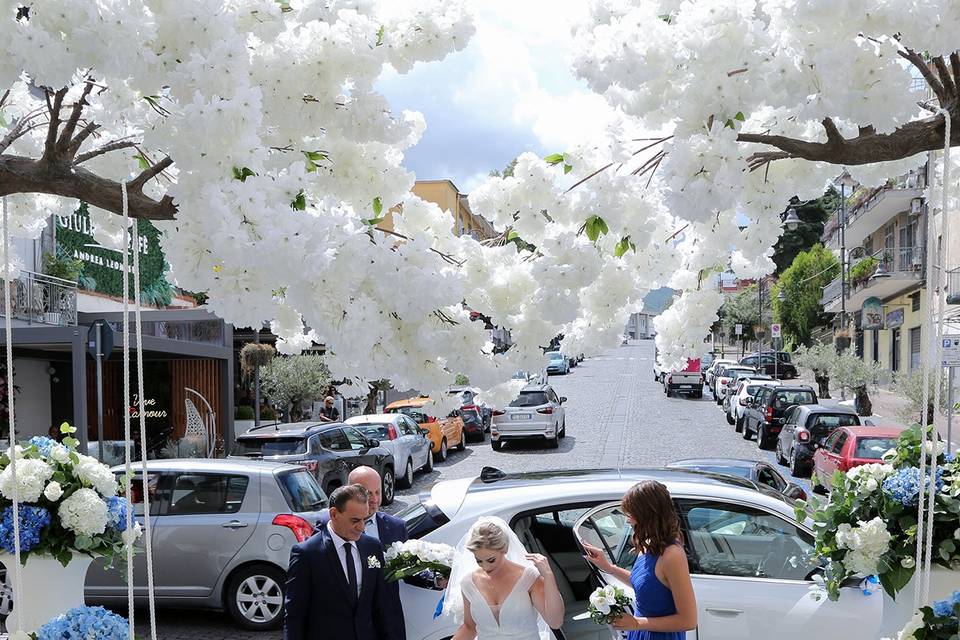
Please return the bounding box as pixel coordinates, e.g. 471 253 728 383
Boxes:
679 500 814 580
854 437 898 460
810 414 860 430
118 473 166 517
169 474 249 515
742 357 757 365
831 431 849 454
354 424 391 440
757 466 786 491
319 428 351 451
773 390 816 409
232 436 306 456
576 504 635 570
399 418 418 436
343 427 372 450
510 392 550 407
548 389 560 404
277 470 327 512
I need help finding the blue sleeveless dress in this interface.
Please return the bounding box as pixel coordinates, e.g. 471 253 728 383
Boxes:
627 550 685 640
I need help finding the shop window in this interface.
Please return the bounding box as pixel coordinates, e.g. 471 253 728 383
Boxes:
871 331 879 363
909 327 922 370
911 292 921 313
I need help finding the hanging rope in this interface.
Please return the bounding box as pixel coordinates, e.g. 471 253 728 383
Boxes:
121 182 136 638
2 196 24 634
131 213 158 640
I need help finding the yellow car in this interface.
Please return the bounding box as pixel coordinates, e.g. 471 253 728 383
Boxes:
385 397 465 462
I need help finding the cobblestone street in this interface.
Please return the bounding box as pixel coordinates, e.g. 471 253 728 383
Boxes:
142 339 802 639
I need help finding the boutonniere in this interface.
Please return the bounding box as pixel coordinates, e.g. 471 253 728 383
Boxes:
367 555 382 569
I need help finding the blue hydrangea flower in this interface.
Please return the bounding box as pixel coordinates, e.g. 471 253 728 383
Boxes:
881 467 945 506
36 605 128 640
0 505 51 554
27 436 58 458
932 596 956 618
105 496 130 532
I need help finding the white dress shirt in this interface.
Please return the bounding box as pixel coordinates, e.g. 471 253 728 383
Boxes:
327 525 362 595
364 514 380 541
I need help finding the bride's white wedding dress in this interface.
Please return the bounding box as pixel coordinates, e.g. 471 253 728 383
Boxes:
461 566 543 640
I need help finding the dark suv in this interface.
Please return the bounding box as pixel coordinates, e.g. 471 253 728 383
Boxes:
232 422 396 504
742 385 818 449
739 352 798 379
775 405 861 477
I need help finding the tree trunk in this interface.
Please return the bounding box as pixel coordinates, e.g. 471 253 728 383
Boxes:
363 385 379 415
815 372 832 399
854 386 872 417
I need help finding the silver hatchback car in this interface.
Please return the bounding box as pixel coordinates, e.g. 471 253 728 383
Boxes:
84 458 328 630
344 414 433 488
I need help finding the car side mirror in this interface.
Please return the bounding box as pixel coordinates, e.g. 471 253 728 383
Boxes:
560 397 567 404
367 438 380 448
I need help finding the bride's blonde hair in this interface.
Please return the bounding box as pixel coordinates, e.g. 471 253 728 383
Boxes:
465 521 509 552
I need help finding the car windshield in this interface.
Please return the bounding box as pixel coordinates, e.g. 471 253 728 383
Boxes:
353 424 391 439
277 469 327 512
387 406 429 422
510 391 549 407
811 414 860 430
722 367 752 376
233 437 306 456
773 390 816 408
683 465 752 479
855 437 898 459
547 352 564 361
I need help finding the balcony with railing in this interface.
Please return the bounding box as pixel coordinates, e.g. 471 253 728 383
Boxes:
822 247 925 314
822 171 926 250
0 270 78 326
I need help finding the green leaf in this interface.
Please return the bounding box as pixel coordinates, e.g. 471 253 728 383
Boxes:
595 216 609 236
584 215 609 242
614 236 632 258
563 163 573 174
543 153 565 166
62 436 80 449
0 110 7 128
363 216 385 227
376 25 385 46
879 563 914 599
303 150 328 172
232 166 256 182
735 111 746 122
506 230 519 241
373 196 383 217
290 190 307 211
133 154 150 171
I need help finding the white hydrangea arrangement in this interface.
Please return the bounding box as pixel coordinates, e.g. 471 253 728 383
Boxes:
0 424 141 567
587 584 633 626
383 539 456 583
796 425 960 601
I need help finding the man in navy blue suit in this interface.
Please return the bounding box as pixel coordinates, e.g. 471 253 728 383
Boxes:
284 484 403 640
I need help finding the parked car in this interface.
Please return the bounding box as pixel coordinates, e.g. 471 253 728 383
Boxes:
447 386 491 438
742 385 819 449
232 421 396 503
662 358 703 398
724 376 777 427
667 458 807 501
704 358 737 389
344 414 433 488
385 396 466 462
721 370 768 411
84 459 328 630
712 365 757 405
491 384 567 450
545 350 570 375
775 405 861 478
394 467 880 640
457 405 486 442
812 425 905 493
740 353 799 380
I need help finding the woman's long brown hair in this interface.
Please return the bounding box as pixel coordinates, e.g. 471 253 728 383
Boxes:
621 480 683 556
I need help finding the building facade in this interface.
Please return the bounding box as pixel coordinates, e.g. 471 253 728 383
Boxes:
380 179 497 240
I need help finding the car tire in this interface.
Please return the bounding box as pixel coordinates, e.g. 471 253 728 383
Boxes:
437 438 448 462
694 390 703 399
381 466 395 505
735 415 744 433
491 439 503 452
456 434 466 451
399 459 414 489
812 473 826 494
757 425 772 450
423 449 434 473
776 439 787 465
559 419 566 438
725 412 735 425
742 421 752 440
716 395 723 406
225 563 286 631
665 386 673 398
790 450 810 478
547 434 559 449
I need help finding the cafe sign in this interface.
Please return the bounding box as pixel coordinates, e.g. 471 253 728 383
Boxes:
886 308 905 330
862 297 884 330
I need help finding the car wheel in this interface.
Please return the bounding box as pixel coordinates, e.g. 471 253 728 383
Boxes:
399 459 414 489
559 419 566 438
381 466 395 505
547 434 559 449
456 434 466 451
665 386 672 398
790 450 810 478
437 438 448 462
776 439 787 465
423 449 434 473
725 411 734 425
225 563 286 631
0 563 14 621
812 473 826 494
491 439 503 451
757 425 772 450
735 415 744 433
742 420 752 440
716 395 723 406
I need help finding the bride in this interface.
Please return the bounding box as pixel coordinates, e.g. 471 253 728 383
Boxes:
444 517 565 640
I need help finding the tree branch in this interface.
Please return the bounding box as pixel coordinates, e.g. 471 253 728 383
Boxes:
932 55 956 99
42 88 68 162
821 117 844 146
898 47 947 104
56 79 96 156
67 121 101 156
74 138 138 165
0 154 177 220
951 53 960 96
129 156 173 190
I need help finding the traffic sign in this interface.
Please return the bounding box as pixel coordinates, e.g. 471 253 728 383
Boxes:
943 335 960 367
87 319 114 359
771 323 782 338
735 324 743 336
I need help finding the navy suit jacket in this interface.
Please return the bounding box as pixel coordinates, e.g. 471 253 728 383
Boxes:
283 525 404 640
316 511 407 547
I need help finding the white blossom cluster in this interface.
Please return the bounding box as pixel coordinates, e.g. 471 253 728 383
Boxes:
846 463 894 493
73 454 119 497
57 487 109 538
1 0 955 397
834 517 893 577
384 538 456 566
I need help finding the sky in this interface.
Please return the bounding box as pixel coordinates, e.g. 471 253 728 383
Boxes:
377 0 616 193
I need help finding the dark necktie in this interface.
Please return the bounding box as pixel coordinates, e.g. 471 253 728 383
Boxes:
343 542 358 599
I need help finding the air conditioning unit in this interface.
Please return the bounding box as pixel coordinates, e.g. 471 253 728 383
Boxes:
910 198 923 215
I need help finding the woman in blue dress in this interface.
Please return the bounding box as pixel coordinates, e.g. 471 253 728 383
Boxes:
582 480 697 639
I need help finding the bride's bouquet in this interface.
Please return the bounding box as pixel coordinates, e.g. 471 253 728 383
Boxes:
383 539 455 583
587 584 633 625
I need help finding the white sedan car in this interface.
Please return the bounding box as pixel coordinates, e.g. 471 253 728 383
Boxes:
394 468 879 640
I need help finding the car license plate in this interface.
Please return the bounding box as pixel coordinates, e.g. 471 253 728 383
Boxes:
680 385 692 389
511 413 531 420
